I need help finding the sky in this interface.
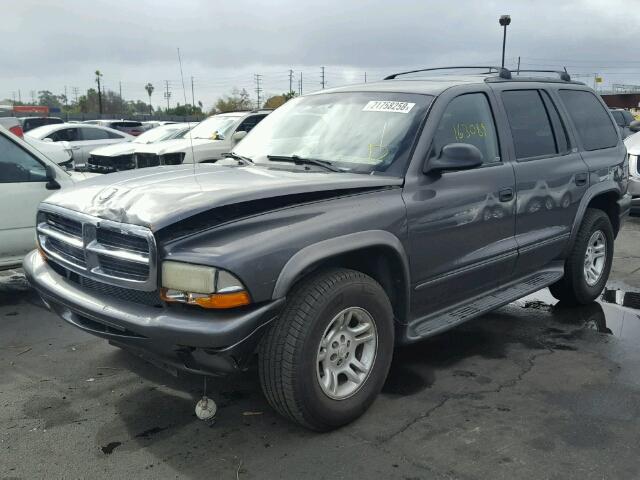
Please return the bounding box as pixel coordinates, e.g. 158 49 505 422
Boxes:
3 0 640 110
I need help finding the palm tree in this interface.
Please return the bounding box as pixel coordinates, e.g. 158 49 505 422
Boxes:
144 83 154 114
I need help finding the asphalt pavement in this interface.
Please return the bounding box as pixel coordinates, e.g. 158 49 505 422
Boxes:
2 218 640 479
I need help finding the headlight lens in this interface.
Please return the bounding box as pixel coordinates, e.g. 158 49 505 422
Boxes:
160 261 250 309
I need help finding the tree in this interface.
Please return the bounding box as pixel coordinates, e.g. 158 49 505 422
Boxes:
145 83 154 114
263 91 297 109
95 70 103 114
37 90 63 108
214 88 253 113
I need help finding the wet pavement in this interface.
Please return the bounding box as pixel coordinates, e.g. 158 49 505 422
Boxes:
2 218 640 479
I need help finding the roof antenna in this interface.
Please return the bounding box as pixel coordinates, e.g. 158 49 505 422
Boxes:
176 47 198 181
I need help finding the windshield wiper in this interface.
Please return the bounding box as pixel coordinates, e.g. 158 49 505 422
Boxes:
223 152 254 165
267 154 341 172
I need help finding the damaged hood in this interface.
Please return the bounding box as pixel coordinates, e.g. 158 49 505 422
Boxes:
89 142 138 157
134 137 219 155
43 164 402 231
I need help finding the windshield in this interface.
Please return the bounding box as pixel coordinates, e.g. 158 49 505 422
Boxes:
187 115 241 140
133 125 187 144
234 92 432 175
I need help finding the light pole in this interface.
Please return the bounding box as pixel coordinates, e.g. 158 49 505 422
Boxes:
499 15 511 69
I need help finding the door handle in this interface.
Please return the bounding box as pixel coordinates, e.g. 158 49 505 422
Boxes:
575 172 588 186
499 188 514 202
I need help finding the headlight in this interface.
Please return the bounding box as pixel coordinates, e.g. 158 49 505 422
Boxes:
160 261 250 309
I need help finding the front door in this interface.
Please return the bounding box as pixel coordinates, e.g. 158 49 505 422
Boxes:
0 134 54 268
404 91 517 318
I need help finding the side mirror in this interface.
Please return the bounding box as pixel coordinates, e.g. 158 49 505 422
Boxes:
45 165 61 190
232 130 248 143
629 120 640 133
424 143 484 174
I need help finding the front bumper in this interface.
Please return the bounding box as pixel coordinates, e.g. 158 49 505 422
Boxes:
23 250 284 375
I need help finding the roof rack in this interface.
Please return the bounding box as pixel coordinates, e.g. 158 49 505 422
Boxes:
384 66 512 80
513 69 571 81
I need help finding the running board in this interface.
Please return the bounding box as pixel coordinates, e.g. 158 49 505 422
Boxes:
403 267 564 342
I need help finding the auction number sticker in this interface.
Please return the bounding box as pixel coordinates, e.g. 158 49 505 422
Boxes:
363 101 415 113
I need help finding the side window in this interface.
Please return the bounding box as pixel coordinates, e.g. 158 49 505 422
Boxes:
540 90 570 154
430 93 500 164
559 90 618 151
501 90 556 159
622 111 635 125
106 130 125 139
611 111 625 127
47 128 78 142
81 127 110 140
0 135 47 183
237 115 267 133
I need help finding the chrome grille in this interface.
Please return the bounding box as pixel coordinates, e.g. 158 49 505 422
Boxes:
37 205 157 291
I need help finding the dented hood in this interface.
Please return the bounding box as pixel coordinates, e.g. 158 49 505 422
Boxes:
43 164 402 231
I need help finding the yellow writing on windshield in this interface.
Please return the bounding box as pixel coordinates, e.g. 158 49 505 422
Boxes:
452 122 487 141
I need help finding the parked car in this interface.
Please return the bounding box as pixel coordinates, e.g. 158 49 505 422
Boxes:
26 123 133 169
19 116 64 133
610 108 640 139
624 132 640 215
131 110 270 168
83 119 147 136
0 126 95 270
87 123 191 173
0 116 24 138
24 67 629 431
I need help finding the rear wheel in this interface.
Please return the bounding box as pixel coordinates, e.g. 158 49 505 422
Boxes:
258 268 394 431
549 208 614 304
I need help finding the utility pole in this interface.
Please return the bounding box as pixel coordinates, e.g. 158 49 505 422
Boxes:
289 69 294 94
516 56 521 74
18 89 21 103
30 90 36 104
64 85 68 107
95 70 103 115
321 66 326 89
254 74 263 109
191 76 195 106
11 92 16 105
119 81 122 99
71 87 79 104
298 72 303 96
364 72 367 83
164 80 172 110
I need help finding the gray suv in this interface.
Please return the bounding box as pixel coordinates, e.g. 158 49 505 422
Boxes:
24 66 631 431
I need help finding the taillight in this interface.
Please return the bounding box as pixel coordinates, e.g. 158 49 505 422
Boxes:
9 126 24 138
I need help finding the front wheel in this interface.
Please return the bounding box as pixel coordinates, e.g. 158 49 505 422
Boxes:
549 208 614 304
258 268 394 431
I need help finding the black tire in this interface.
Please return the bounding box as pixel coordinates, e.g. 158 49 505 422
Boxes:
549 208 614 305
258 268 394 431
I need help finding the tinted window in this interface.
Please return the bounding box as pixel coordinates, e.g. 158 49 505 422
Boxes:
623 111 635 124
237 115 267 133
430 93 500 164
559 90 618 151
611 111 625 126
540 90 570 154
0 135 47 183
81 127 111 140
502 90 556 159
47 128 78 142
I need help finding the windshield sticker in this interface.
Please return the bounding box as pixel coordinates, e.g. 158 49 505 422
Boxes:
363 101 415 114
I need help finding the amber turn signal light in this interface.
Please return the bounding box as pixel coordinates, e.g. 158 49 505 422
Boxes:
160 288 251 309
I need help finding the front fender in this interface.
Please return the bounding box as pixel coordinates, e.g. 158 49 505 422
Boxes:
272 230 411 309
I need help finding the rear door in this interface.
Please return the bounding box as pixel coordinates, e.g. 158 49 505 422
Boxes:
405 89 517 316
496 87 589 277
0 134 54 267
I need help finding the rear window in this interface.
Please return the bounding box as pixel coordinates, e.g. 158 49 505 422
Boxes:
502 90 556 159
559 90 618 151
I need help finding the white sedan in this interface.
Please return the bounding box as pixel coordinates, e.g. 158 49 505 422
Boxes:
0 126 96 270
26 123 133 168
